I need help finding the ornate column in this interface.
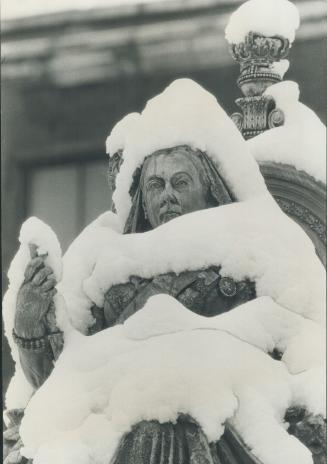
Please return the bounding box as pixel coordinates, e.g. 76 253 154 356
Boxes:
229 32 288 139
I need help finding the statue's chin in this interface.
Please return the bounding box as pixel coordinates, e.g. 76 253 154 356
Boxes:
160 212 181 225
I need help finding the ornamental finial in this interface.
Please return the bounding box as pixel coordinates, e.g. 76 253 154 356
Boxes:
226 0 300 139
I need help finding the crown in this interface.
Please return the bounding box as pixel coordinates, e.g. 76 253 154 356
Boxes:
229 31 289 139
230 32 290 97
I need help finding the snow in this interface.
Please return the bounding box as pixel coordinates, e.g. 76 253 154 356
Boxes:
82 196 325 325
270 59 289 79
105 112 141 156
58 211 122 333
225 0 300 45
3 78 325 462
3 217 63 413
20 295 324 464
248 81 326 184
112 78 268 225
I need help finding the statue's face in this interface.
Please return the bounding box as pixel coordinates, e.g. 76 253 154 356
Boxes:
142 147 210 228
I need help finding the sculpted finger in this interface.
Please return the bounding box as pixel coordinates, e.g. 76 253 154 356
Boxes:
29 243 38 259
41 277 57 291
32 268 53 286
24 257 44 282
41 288 57 300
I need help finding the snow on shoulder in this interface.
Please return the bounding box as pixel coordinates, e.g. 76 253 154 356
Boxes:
225 0 300 45
58 211 122 333
112 78 267 225
247 81 326 184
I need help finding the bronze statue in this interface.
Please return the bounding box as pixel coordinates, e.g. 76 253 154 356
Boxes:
6 144 261 464
7 142 325 464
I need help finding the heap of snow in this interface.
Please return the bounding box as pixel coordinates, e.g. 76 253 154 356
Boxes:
225 0 300 45
3 212 123 412
3 218 64 411
105 112 141 156
82 197 325 326
270 60 290 79
112 78 267 226
20 295 325 464
58 211 122 334
248 81 326 184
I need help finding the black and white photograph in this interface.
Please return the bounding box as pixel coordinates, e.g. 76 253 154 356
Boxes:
2 0 326 463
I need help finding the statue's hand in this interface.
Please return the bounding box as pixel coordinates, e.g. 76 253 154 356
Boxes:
14 246 57 339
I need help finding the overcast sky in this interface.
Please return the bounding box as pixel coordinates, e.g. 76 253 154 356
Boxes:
1 0 163 20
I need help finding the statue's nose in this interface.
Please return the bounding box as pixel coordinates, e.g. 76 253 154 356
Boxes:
160 185 178 206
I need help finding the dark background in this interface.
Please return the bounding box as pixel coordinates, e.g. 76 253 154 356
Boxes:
2 0 326 401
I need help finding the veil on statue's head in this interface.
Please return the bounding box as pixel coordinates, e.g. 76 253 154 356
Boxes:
123 146 234 234
106 79 268 233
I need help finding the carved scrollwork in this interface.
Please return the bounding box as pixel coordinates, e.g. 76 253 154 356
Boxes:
276 197 326 244
233 95 283 139
268 108 285 129
231 112 243 131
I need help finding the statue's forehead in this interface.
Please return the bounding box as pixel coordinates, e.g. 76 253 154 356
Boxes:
143 148 201 179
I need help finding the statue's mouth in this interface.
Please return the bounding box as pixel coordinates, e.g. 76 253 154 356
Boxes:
159 211 181 224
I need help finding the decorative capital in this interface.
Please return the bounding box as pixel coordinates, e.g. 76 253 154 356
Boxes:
231 95 284 139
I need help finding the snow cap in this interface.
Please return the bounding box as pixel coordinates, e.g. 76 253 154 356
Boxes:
225 0 300 45
112 78 268 226
106 112 141 156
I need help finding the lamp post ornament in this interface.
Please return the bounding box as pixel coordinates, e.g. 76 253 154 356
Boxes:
225 0 300 139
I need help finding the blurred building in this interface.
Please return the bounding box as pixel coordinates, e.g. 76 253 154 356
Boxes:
1 0 326 396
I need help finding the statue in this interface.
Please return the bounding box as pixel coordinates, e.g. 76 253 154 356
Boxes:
7 144 258 463
4 76 325 464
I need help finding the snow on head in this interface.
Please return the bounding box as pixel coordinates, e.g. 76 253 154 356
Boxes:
225 0 300 45
113 78 267 226
248 81 326 183
105 112 141 156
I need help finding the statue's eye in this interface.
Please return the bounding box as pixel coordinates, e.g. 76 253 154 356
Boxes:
147 180 163 191
175 179 188 188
